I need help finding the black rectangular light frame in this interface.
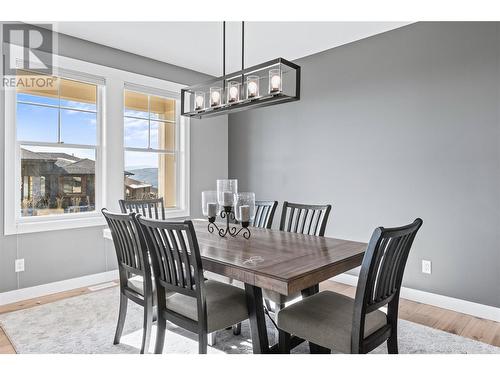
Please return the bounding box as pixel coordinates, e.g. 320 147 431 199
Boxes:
181 57 300 119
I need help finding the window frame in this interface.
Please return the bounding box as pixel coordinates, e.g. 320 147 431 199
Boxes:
123 83 185 214
4 45 190 235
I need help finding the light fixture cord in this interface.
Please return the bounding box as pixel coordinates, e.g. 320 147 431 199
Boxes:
241 21 245 85
222 21 226 76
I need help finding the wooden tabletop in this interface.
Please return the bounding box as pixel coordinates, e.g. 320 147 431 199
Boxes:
193 220 367 295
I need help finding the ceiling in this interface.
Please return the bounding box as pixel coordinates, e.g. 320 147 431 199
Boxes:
53 22 411 76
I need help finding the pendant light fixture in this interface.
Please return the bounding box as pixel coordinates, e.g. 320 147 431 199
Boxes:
181 21 301 119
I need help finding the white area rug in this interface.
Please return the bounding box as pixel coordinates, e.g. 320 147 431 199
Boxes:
0 287 498 354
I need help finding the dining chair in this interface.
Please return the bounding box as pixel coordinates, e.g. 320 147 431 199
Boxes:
138 217 249 354
263 201 332 319
279 201 332 236
253 200 278 229
277 218 423 354
101 209 155 354
119 198 165 220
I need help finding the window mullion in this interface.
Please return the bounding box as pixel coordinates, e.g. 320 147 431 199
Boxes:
57 79 62 143
147 94 151 149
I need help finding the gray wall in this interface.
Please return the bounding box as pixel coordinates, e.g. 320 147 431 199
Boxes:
228 22 500 308
0 26 227 293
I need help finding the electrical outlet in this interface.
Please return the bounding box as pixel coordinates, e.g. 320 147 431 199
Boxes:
15 258 25 273
422 260 431 274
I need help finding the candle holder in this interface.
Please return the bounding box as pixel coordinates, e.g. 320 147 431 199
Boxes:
208 206 251 239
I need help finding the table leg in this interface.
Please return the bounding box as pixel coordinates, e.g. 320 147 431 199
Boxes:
301 284 330 354
244 283 270 354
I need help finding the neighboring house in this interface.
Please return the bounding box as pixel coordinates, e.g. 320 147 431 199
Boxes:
124 175 157 200
21 148 157 216
21 148 95 215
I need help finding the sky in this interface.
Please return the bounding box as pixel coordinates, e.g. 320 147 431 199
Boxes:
17 92 167 170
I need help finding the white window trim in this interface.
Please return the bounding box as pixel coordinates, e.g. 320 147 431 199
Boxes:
4 45 190 235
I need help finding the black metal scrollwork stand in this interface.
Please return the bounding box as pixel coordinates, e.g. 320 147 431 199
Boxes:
208 206 251 239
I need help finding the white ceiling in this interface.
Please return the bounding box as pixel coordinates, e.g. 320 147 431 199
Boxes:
53 22 411 76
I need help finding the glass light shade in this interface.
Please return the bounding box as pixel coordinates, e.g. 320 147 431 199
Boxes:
194 91 205 110
246 75 260 99
269 68 282 94
201 190 218 217
210 87 222 107
235 192 256 223
227 81 240 103
216 179 238 207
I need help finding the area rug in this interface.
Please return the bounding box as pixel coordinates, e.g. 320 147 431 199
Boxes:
0 287 498 354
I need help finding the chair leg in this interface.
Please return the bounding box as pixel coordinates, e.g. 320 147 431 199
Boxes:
199 330 208 354
113 293 128 345
309 343 331 354
154 316 166 354
387 329 398 354
207 332 217 347
387 297 399 354
278 330 291 354
233 322 242 335
140 300 153 354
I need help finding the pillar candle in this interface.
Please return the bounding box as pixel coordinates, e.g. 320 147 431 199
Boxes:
239 205 250 223
223 192 233 207
207 203 217 218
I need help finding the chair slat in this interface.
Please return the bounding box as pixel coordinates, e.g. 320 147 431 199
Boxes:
280 201 332 237
119 198 165 220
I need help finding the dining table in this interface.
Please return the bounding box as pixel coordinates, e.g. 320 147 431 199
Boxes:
191 219 367 354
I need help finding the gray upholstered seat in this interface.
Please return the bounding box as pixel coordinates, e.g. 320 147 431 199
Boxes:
127 275 148 295
128 275 176 298
165 279 248 333
277 290 387 353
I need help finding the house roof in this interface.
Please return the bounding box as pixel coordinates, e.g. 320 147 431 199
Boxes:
124 176 152 190
21 148 136 177
61 158 95 174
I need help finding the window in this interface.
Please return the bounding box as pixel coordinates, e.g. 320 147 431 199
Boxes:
16 70 100 218
4 49 189 234
124 89 178 208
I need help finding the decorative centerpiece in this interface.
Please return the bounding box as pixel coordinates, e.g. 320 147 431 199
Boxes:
202 180 255 239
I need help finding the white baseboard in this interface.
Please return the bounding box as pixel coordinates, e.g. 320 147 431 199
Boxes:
0 270 119 306
332 273 500 323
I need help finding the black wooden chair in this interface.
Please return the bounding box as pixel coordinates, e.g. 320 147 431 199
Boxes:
102 209 155 354
277 218 423 354
263 201 332 319
119 198 165 220
138 217 249 354
279 201 332 236
253 200 278 229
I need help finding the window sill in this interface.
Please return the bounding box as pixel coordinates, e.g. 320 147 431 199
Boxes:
6 214 106 235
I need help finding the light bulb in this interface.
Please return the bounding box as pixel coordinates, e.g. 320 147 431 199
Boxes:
211 90 220 105
229 86 238 100
271 75 281 91
248 81 258 97
195 95 204 109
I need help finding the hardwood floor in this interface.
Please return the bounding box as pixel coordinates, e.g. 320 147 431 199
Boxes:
0 280 499 354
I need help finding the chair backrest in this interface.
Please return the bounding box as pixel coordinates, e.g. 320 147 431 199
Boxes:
138 217 204 299
119 198 165 220
102 209 150 282
352 218 423 350
279 201 332 236
253 200 278 229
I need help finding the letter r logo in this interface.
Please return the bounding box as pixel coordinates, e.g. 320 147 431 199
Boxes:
3 24 53 76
